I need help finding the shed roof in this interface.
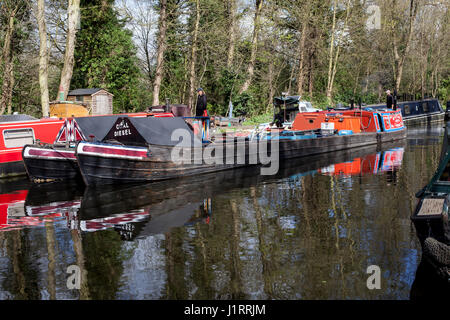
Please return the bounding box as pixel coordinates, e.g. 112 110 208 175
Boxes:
68 88 106 96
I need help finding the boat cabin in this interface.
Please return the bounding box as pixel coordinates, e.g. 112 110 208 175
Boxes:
290 109 404 134
273 95 319 126
365 98 443 119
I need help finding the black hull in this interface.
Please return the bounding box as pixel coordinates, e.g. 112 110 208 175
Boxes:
412 218 449 246
22 145 81 182
23 157 81 182
0 161 26 179
403 111 445 126
77 129 407 185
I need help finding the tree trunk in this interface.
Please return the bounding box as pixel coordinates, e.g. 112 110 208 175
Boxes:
58 0 80 101
268 60 274 110
326 0 350 105
0 10 16 115
325 0 338 104
226 0 236 68
37 0 50 117
239 0 263 94
296 2 311 96
296 24 307 96
393 0 418 92
187 0 201 113
152 0 168 106
7 64 14 114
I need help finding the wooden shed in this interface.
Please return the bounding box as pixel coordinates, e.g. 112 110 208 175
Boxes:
67 88 113 115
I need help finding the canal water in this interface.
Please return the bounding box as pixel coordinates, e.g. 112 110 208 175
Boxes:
0 126 445 300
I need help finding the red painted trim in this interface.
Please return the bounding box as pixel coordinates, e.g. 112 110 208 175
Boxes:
28 148 76 159
82 145 148 158
0 151 22 162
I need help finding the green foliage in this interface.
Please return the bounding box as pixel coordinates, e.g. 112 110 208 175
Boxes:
232 92 257 116
72 0 140 112
241 112 273 126
438 77 450 106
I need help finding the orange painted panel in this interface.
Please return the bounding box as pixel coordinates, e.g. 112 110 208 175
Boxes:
291 112 361 133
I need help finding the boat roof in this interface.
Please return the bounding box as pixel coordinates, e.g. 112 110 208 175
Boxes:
273 96 302 106
0 114 37 123
103 116 202 147
74 115 129 141
366 98 441 108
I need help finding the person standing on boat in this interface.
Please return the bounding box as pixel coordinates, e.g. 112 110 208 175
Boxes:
195 88 208 117
386 90 393 109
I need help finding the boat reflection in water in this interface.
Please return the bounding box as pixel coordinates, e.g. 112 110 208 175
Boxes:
319 148 403 178
0 140 405 239
1 137 431 299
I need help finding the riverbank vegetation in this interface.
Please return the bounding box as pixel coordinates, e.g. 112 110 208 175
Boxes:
0 0 449 118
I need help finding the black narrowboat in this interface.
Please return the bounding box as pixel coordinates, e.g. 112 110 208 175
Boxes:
22 113 169 182
75 109 407 186
365 98 444 126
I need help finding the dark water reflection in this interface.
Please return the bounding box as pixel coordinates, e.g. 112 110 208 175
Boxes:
0 127 445 299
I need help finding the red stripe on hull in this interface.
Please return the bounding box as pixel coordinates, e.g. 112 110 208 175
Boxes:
28 148 76 159
82 145 148 158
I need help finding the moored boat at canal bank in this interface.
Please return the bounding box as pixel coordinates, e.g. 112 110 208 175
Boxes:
75 109 406 185
411 122 450 283
361 98 444 126
22 112 174 182
0 115 65 179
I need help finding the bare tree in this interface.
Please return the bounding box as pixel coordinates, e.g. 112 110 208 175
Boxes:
226 0 237 68
0 1 19 115
239 0 263 94
57 0 80 101
326 0 351 104
36 0 50 116
391 0 419 92
187 0 200 112
296 1 312 96
153 0 168 106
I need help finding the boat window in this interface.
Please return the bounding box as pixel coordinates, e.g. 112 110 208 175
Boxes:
404 105 410 115
422 102 428 112
3 128 34 148
309 119 314 123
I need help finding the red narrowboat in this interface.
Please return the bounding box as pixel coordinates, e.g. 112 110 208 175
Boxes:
0 115 65 178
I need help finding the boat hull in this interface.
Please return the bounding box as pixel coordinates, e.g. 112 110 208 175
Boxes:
76 128 407 185
22 145 80 182
403 111 445 126
0 161 26 178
